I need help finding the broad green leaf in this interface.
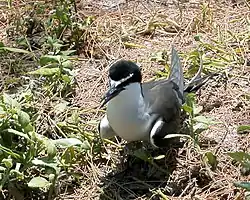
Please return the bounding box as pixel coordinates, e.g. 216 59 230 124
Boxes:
193 122 209 133
228 152 250 164
24 124 34 133
28 67 59 76
62 60 72 69
52 138 83 148
60 50 76 56
69 111 80 124
44 139 57 159
63 68 77 76
32 159 59 174
18 110 30 127
237 125 250 134
234 182 250 191
28 177 51 188
205 151 218 170
193 106 203 115
194 35 201 41
82 140 91 150
193 116 216 125
54 102 68 114
2 93 20 109
0 46 30 54
2 158 12 168
39 55 61 66
3 129 30 140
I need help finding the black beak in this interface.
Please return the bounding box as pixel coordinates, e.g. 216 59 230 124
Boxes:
100 85 125 107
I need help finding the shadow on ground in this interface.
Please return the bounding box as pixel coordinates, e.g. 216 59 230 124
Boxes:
98 142 188 200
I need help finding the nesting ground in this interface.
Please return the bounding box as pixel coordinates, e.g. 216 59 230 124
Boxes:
1 0 250 200
68 1 250 200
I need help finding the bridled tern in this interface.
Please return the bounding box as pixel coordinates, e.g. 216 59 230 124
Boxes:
98 47 209 148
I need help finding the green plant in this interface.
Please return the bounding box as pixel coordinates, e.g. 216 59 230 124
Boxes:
0 93 90 198
28 41 77 97
229 151 250 192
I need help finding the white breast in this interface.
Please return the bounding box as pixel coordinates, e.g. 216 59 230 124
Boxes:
106 83 151 142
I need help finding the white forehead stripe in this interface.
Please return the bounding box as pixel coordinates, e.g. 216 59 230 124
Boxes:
109 73 134 87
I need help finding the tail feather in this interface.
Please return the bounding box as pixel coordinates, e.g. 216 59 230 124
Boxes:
170 46 184 96
169 46 216 101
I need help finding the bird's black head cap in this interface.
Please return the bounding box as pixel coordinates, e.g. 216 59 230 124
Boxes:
101 60 142 107
109 60 142 85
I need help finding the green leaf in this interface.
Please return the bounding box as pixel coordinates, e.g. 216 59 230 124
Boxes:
24 123 34 133
52 138 83 148
32 159 59 174
82 140 91 150
28 67 59 76
182 104 193 114
60 50 76 56
237 125 250 134
234 182 250 191
2 158 13 168
193 105 203 115
150 51 166 63
39 55 61 66
0 46 30 54
48 174 55 182
54 101 68 114
193 116 216 125
228 152 250 164
3 129 30 140
28 177 51 188
61 74 71 83
44 139 57 159
194 35 201 41
193 122 209 133
18 110 30 127
10 169 24 179
205 151 218 170
62 60 72 69
0 145 21 159
2 93 20 109
133 149 150 162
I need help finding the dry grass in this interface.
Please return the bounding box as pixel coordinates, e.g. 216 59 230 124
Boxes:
68 0 250 200
1 0 250 199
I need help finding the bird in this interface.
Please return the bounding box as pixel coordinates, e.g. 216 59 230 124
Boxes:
98 47 210 148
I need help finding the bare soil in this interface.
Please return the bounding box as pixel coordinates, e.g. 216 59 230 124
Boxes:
68 0 250 199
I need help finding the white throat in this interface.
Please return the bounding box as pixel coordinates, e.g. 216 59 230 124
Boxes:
106 82 151 141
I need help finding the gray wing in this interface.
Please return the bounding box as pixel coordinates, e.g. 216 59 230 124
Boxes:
142 80 182 147
142 80 181 123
